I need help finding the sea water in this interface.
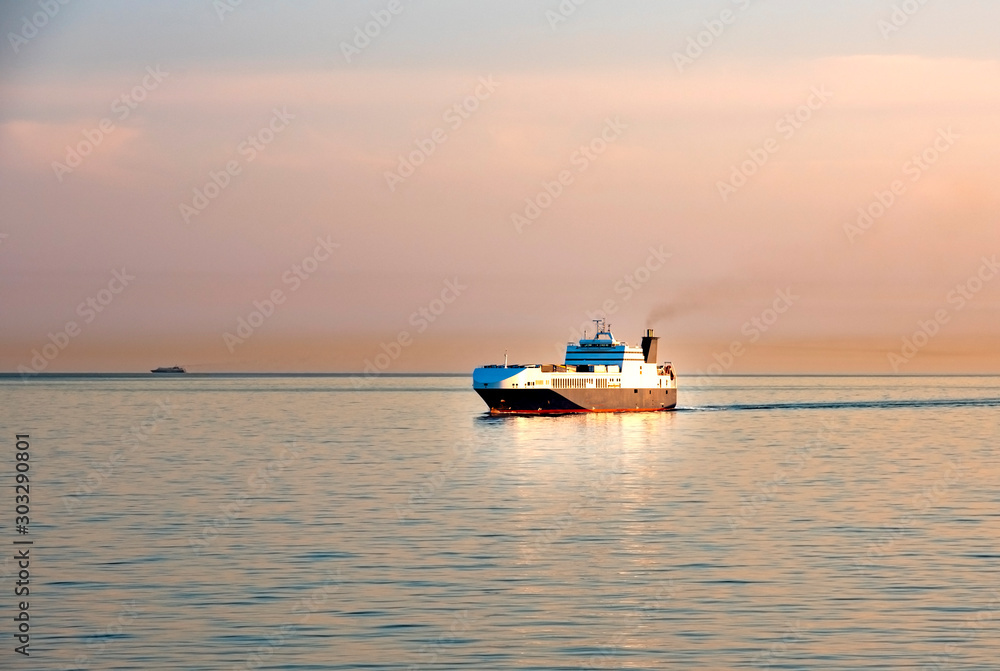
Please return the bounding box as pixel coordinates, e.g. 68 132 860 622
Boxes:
2 374 999 669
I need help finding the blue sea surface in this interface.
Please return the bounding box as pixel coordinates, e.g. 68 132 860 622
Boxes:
3 375 999 669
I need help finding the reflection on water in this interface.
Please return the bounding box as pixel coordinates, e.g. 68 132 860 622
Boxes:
3 375 999 669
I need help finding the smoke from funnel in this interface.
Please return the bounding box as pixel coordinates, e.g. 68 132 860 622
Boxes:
645 282 753 328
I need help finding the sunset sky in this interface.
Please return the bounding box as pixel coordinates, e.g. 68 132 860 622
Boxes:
2 1 998 374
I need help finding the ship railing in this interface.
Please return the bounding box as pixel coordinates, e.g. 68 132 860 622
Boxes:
479 364 543 369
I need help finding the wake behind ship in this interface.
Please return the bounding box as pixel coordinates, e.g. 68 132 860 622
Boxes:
472 321 676 414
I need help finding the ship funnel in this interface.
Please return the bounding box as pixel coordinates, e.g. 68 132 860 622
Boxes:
641 329 659 363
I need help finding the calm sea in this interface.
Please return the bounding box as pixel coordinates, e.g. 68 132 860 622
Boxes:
3 374 999 670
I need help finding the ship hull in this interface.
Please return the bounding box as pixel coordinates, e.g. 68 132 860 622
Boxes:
476 387 677 415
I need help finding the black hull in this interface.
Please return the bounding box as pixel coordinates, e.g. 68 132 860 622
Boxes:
475 387 677 415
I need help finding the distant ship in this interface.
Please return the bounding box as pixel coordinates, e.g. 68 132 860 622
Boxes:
472 320 677 414
151 366 186 374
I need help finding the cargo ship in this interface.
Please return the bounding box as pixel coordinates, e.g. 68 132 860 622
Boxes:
151 365 186 374
473 321 676 414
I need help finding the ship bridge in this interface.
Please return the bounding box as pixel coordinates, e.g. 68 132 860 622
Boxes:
564 320 647 368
